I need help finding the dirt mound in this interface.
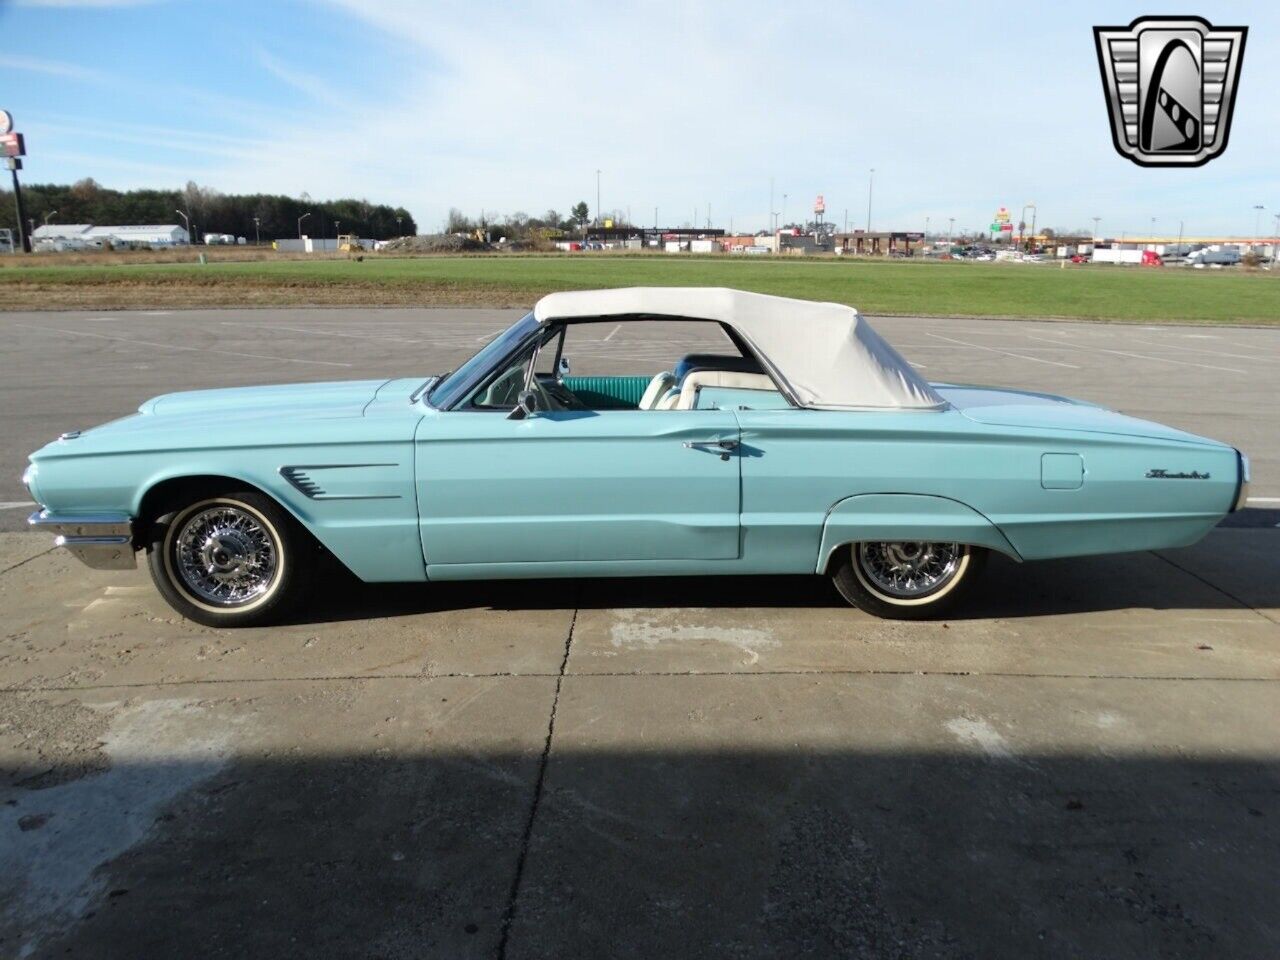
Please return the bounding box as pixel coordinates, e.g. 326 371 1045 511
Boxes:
380 234 491 254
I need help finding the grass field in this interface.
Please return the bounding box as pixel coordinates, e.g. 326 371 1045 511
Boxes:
3 252 1279 324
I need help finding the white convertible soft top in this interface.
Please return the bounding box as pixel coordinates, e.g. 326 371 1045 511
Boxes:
533 287 945 411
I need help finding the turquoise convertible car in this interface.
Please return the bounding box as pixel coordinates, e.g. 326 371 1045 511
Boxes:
25 287 1249 626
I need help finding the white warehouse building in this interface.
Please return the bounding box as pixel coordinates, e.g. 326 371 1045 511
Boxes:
32 223 190 250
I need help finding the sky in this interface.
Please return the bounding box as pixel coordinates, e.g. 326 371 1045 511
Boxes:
1 0 1276 237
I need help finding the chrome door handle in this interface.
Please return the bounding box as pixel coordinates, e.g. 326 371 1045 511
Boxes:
683 439 739 460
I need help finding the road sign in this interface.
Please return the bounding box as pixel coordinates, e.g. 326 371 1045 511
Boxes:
0 133 25 158
4 157 21 171
0 111 12 136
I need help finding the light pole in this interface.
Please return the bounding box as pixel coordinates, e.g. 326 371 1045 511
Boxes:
252 216 260 246
1177 219 1185 262
43 208 57 225
1091 216 1101 241
595 169 601 226
782 193 788 229
297 212 311 238
947 217 955 248
1019 203 1035 250
1272 213 1280 269
924 215 930 239
865 168 874 233
396 215 402 237
1253 204 1265 241
335 220 341 241
175 209 191 245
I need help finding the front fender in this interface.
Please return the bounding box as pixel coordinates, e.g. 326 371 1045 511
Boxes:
816 493 1021 573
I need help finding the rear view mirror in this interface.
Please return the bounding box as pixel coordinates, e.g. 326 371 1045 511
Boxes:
557 356 571 379
508 388 542 420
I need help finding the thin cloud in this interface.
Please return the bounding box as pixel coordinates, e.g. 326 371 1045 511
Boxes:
0 54 105 82
12 0 163 7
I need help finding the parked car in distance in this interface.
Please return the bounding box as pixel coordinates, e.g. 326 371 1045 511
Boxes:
25 287 1249 626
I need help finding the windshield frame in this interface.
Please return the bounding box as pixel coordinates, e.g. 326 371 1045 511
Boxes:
425 312 542 410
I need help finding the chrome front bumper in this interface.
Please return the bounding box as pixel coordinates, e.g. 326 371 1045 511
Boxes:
28 510 137 570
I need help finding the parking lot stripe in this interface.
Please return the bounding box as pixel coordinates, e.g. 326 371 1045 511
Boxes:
15 324 353 368
1128 337 1280 365
219 321 427 344
0 501 33 510
924 332 1079 368
1022 333 1246 374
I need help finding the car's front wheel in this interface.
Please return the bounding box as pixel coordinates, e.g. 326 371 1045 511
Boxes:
146 490 312 627
831 541 983 619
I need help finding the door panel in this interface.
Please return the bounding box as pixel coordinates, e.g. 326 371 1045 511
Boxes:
416 409 741 565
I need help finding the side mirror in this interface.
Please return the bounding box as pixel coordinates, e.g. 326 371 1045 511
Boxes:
557 356 571 379
508 388 542 420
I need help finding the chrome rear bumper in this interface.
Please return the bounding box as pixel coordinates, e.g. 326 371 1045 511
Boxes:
28 510 137 570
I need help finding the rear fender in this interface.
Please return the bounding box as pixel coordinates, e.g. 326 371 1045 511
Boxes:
816 493 1021 573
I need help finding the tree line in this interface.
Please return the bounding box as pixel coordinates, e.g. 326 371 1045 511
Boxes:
4 179 416 241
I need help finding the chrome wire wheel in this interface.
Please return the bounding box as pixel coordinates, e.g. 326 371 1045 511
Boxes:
854 541 968 604
169 501 281 609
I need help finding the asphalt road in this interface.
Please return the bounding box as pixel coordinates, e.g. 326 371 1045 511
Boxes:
2 308 1278 958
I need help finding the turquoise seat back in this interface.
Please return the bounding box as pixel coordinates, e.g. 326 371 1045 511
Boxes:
562 375 653 409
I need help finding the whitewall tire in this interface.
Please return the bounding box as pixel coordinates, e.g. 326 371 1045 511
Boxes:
147 490 312 627
831 542 984 619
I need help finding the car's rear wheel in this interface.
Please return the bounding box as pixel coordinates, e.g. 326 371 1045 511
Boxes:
146 490 312 627
831 541 983 619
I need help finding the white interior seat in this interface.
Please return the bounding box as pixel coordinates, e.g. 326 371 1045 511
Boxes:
639 371 676 409
655 387 682 410
675 371 775 409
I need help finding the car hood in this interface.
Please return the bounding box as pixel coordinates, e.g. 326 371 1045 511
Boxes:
933 383 1226 447
138 378 390 419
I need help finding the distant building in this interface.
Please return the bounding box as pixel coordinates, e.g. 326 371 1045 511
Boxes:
32 223 190 250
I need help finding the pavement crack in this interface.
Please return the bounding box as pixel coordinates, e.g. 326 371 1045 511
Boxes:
0 546 57 577
3 665 1277 696
1152 550 1278 625
497 601 578 959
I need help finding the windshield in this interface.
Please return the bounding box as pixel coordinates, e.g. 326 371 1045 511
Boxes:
426 312 540 409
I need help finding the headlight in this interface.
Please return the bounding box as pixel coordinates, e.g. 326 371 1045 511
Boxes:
1233 451 1250 511
21 463 36 499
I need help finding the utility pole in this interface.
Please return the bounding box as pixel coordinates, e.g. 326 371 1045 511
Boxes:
7 160 28 252
865 168 874 233
2 110 28 252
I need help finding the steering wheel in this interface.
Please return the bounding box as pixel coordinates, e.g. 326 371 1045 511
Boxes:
536 375 589 411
